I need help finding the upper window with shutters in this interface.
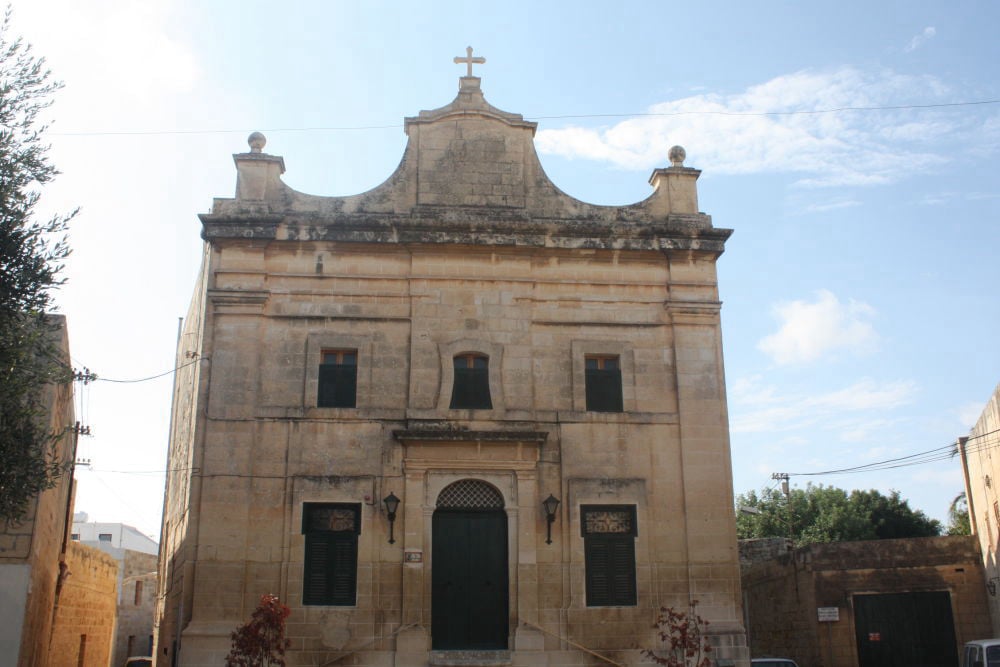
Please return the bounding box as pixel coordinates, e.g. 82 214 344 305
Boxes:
450 353 492 410
585 355 623 412
318 350 357 408
571 341 635 414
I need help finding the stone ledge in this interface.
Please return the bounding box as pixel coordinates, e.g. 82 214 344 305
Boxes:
428 650 512 667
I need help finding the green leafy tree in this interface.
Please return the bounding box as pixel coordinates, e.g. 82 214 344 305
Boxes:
946 492 971 536
736 484 941 546
0 8 76 522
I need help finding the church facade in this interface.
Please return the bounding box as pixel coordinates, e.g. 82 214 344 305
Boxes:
155 58 747 667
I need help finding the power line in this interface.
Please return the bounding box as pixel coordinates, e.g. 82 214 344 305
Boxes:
49 99 1000 138
71 357 202 385
532 99 1000 121
788 427 1000 477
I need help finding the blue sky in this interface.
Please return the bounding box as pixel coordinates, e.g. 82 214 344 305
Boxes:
12 0 998 539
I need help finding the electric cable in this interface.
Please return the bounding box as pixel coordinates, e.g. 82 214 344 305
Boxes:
70 357 202 385
787 427 1000 477
49 99 1000 138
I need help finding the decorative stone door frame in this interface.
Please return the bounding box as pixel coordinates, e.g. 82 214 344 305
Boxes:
392 430 547 653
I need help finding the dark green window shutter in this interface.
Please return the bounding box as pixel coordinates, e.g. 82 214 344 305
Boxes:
318 364 357 408
451 368 492 409
304 534 332 604
585 368 623 412
303 504 360 606
329 536 358 603
608 538 636 605
582 505 637 607
303 533 358 605
585 539 612 606
585 536 636 606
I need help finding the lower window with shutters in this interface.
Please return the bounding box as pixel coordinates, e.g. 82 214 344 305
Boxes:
302 503 361 606
581 505 637 607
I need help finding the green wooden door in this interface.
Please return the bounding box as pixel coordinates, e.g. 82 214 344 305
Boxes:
854 591 958 667
432 509 508 649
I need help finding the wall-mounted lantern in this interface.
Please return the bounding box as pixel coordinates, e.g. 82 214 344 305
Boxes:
542 494 561 545
383 492 400 544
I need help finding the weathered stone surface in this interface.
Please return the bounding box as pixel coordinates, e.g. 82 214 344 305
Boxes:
958 383 1000 636
47 542 119 667
742 536 991 667
157 71 746 667
0 318 78 667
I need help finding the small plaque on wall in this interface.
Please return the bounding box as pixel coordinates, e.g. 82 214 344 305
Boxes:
817 607 840 622
404 550 422 563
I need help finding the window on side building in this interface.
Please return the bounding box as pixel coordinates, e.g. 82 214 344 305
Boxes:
581 505 637 606
585 355 623 412
98 533 112 542
450 353 492 409
318 350 358 408
302 503 361 606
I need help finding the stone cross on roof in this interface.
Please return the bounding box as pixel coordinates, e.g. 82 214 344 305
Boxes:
454 46 485 77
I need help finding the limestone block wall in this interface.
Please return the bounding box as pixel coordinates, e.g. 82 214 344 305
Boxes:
743 536 991 667
959 382 1000 634
48 541 118 667
157 76 746 666
159 239 741 665
154 246 210 666
113 551 158 665
0 318 75 667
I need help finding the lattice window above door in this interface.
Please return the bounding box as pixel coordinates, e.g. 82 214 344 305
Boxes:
436 479 504 509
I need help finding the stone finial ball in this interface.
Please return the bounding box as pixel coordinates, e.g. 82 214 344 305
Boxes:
248 131 267 153
668 145 686 167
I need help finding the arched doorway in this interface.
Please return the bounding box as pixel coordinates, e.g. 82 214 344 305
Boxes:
431 479 509 650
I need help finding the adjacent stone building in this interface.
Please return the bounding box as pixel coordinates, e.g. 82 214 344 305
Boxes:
0 317 77 667
957 382 1000 634
740 536 991 667
156 60 746 666
47 541 119 667
71 514 160 664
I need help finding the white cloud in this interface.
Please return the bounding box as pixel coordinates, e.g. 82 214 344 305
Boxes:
12 0 202 130
801 198 861 213
758 290 879 365
803 379 914 411
5 0 249 540
535 66 968 187
957 402 985 430
905 27 937 53
730 377 918 435
918 192 954 206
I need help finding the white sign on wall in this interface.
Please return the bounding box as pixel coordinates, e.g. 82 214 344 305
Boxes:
817 607 840 622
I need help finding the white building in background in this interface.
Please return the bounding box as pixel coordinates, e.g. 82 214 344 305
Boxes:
71 513 159 557
72 512 160 664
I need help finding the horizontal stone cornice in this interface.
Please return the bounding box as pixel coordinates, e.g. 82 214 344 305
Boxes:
206 288 269 305
393 429 548 443
200 210 731 254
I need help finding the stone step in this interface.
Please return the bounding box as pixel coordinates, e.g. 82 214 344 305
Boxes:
428 650 512 667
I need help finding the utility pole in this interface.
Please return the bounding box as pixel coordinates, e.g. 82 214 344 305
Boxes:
771 473 792 539
771 472 790 498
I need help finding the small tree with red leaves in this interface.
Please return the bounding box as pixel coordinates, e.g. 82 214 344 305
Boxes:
643 600 713 667
225 594 292 667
